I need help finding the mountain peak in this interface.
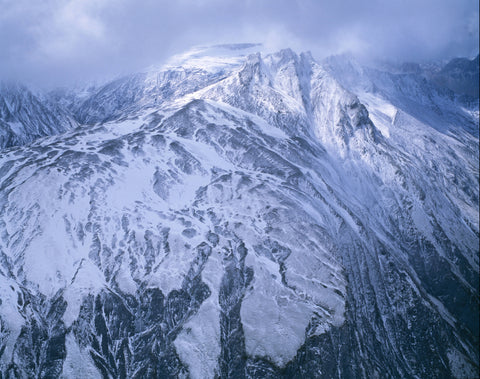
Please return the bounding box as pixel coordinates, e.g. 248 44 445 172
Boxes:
159 43 264 73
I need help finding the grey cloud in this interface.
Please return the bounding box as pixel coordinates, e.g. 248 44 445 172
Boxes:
0 0 478 87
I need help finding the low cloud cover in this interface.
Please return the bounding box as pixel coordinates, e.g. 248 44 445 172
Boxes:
0 0 478 86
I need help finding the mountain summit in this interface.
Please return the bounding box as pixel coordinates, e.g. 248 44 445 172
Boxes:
0 45 478 378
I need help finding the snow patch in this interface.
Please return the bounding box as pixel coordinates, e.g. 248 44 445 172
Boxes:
61 332 102 379
447 349 477 379
63 259 106 326
174 250 223 378
0 275 24 363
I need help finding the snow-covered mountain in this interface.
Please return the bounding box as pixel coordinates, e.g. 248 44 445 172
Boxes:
430 55 479 99
0 82 77 149
0 44 478 378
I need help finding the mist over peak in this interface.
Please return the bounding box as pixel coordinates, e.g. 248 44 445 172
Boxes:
0 0 477 87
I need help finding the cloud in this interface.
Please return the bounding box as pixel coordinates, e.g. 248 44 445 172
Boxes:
0 0 478 87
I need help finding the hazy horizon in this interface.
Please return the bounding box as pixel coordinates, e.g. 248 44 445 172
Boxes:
0 0 478 87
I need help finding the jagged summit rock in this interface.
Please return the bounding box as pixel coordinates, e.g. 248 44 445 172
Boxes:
0 45 478 378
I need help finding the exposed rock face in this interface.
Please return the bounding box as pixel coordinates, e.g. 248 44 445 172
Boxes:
0 45 478 378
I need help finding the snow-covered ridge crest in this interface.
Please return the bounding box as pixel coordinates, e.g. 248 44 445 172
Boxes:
156 43 264 73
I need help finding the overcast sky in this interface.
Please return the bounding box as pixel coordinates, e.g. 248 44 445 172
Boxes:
0 0 478 87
